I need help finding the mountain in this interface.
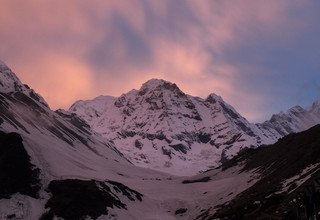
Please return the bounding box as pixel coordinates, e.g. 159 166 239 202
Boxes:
1 61 320 219
0 61 48 107
0 61 131 174
0 61 263 219
0 61 267 219
0 61 169 219
202 124 320 219
70 79 320 176
69 79 271 175
257 103 320 139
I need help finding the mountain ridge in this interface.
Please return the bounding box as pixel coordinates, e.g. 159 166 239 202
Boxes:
70 78 320 175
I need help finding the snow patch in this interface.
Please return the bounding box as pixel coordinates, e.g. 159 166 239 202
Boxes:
279 163 320 194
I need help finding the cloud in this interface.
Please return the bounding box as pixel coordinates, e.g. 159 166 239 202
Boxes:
0 0 318 121
16 54 95 109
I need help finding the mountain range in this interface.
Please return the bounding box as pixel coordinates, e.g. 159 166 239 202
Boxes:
70 78 320 175
1 61 319 219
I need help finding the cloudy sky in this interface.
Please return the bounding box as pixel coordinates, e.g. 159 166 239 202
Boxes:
0 0 319 122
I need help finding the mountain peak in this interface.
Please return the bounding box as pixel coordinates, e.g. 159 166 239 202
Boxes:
206 93 223 104
0 61 25 93
311 99 320 108
140 78 182 94
310 99 320 113
0 60 12 73
288 105 304 113
142 78 171 87
0 59 7 67
0 61 49 107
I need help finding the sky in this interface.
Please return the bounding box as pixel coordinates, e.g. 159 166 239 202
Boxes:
0 0 319 122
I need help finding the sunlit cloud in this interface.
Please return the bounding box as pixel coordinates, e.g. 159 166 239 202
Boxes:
16 55 95 109
0 0 319 122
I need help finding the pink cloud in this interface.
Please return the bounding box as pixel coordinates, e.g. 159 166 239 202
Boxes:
15 54 95 109
0 0 312 121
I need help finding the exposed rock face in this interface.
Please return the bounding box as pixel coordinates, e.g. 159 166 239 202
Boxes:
41 179 143 220
0 131 41 199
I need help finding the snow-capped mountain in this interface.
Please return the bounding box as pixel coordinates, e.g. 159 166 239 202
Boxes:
70 79 320 176
70 79 270 175
1 61 320 219
0 61 132 175
0 61 48 107
0 60 263 220
257 102 320 139
0 61 166 219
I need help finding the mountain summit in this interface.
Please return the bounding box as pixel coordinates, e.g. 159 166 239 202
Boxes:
0 61 49 107
0 60 26 93
140 78 181 92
